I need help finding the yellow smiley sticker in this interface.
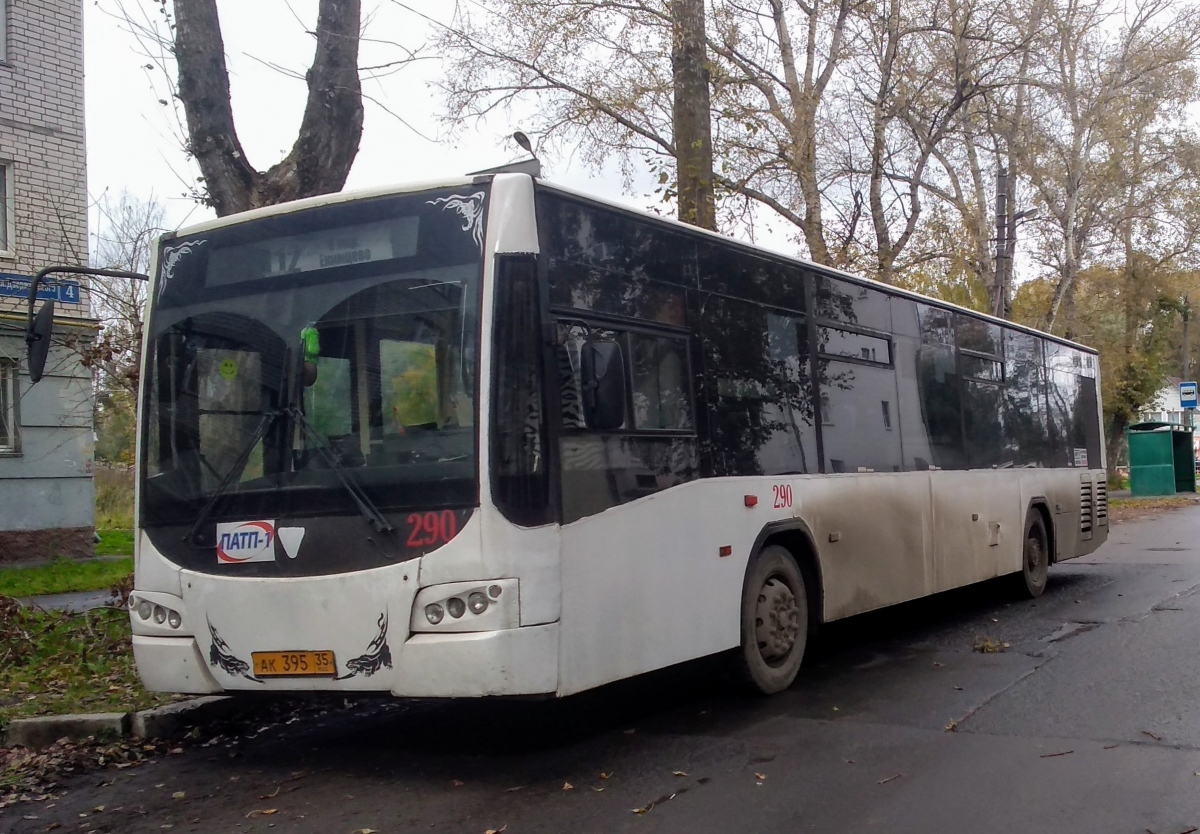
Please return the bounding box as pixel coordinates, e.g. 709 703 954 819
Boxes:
219 359 238 380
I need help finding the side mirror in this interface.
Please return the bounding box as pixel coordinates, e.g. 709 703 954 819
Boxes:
580 339 626 431
26 300 55 384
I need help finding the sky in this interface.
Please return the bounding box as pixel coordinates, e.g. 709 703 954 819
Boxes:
83 0 666 245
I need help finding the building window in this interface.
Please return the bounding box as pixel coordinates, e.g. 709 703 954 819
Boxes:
0 357 19 454
0 1 7 64
0 162 12 256
881 400 892 430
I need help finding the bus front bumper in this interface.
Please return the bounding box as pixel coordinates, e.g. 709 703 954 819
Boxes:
132 622 560 698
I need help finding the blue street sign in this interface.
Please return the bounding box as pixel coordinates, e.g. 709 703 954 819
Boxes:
0 272 82 305
1181 381 1198 410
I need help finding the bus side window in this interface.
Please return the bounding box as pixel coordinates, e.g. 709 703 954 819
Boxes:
629 333 692 430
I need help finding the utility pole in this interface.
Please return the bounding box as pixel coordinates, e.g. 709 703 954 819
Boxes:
993 168 1009 319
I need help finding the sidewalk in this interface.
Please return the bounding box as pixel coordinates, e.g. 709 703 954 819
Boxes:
16 589 119 613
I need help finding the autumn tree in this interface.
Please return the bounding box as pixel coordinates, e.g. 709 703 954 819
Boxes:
126 0 365 216
88 192 167 463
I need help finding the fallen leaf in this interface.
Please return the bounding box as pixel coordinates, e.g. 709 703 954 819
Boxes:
953 686 963 691
591 787 605 792
484 828 507 834
842 758 855 764
259 787 281 799
245 809 278 818
599 772 612 780
672 771 689 777
1038 751 1073 758
754 772 767 780
504 786 524 793
354 830 378 834
1142 730 1162 742
171 792 185 800
878 774 902 784
562 782 574 791
932 661 943 667
451 780 464 787
944 719 958 732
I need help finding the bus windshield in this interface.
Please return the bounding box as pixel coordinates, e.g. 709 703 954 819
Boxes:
140 187 488 530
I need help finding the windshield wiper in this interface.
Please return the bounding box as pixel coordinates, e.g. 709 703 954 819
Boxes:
184 345 394 544
184 408 281 543
284 404 394 533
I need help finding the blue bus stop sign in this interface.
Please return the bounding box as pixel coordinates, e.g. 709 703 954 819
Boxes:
1181 381 1198 410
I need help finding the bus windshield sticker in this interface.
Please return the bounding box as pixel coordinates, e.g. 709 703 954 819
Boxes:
277 526 305 559
1073 448 1088 468
216 520 277 564
426 192 486 251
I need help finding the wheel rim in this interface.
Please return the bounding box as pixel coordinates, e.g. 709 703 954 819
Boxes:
755 576 800 664
1026 530 1046 581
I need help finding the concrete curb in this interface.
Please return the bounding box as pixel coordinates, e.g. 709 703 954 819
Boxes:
3 696 237 748
4 712 130 749
131 696 236 740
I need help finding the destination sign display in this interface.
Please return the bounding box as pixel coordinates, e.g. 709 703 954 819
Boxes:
206 216 420 288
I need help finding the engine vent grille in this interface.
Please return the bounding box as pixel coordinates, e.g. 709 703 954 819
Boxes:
1095 480 1108 526
1080 480 1094 534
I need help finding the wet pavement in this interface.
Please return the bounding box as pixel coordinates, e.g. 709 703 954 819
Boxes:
16 590 116 613
6 507 1200 833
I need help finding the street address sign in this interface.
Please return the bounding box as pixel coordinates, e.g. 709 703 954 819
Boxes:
1181 381 1198 410
0 272 81 304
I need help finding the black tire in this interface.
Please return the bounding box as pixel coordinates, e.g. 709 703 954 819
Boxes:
736 545 808 695
1015 508 1050 599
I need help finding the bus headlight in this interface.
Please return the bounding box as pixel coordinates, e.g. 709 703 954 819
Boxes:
129 593 190 636
410 578 520 633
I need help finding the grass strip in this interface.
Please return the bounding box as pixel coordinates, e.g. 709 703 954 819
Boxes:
0 558 134 599
94 528 135 557
0 597 173 734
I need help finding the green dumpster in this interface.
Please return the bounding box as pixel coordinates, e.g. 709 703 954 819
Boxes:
1126 421 1197 496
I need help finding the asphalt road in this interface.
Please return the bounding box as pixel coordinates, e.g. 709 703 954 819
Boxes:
8 507 1200 834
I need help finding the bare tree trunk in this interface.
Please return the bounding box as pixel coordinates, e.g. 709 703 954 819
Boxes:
671 0 715 230
172 0 364 216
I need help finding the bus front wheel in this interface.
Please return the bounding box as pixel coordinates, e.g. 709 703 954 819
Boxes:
736 545 808 695
1015 509 1050 599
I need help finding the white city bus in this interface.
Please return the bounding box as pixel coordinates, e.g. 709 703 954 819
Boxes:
124 173 1107 697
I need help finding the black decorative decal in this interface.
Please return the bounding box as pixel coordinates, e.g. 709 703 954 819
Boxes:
335 613 392 680
207 618 262 682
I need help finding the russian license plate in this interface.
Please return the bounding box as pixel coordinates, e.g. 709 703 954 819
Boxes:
252 650 337 678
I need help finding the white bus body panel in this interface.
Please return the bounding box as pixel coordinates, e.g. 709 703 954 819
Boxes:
557 469 1107 696
131 509 563 697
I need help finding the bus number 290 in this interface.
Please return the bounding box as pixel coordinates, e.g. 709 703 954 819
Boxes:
772 484 793 509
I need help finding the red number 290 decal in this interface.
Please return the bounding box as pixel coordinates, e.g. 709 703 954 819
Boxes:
772 484 793 509
405 511 459 548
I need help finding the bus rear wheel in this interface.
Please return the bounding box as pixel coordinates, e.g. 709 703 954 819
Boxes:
1015 509 1050 599
736 545 808 695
